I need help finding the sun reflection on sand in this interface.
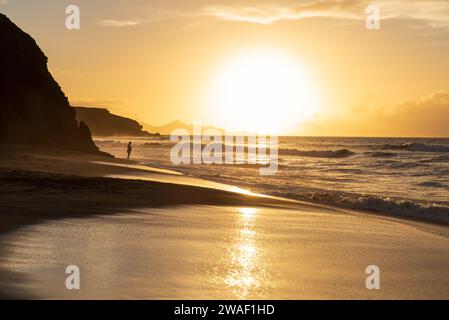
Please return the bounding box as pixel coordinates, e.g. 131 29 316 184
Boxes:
225 207 262 298
229 187 259 196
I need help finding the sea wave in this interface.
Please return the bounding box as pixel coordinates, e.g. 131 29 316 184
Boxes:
364 151 397 158
279 148 354 158
419 155 449 163
94 140 126 147
274 191 449 225
381 142 449 153
143 142 162 147
141 141 356 159
417 181 448 189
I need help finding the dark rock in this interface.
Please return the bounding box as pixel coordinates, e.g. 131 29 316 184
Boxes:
74 106 156 137
0 13 108 156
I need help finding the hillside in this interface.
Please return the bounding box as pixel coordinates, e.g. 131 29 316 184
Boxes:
74 107 159 137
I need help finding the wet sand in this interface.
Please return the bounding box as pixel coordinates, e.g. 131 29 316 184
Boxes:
0 144 448 299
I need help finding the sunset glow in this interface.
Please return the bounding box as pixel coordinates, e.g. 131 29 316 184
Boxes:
2 1 448 136
206 51 319 134
1 0 449 302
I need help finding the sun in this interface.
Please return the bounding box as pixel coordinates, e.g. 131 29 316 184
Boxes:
205 50 319 135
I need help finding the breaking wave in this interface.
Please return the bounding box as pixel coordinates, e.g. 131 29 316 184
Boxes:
381 142 449 153
365 151 397 158
140 142 356 159
279 148 355 158
94 140 126 147
273 190 449 225
417 181 448 189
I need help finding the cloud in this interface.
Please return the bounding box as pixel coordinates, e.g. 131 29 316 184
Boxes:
382 92 449 136
201 1 364 25
392 91 449 115
302 91 449 137
98 19 145 27
98 8 177 27
202 1 449 27
97 1 449 31
98 1 364 27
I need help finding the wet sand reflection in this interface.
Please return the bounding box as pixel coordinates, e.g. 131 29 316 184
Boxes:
224 208 266 298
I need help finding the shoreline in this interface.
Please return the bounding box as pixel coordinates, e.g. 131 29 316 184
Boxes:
1 144 449 299
0 143 448 232
95 136 449 227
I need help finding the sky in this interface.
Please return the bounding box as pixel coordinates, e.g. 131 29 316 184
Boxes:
1 0 449 136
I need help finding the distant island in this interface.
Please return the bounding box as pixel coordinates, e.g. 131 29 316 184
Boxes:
74 106 160 137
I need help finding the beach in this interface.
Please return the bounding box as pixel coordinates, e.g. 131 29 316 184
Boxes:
2 0 449 304
0 144 448 299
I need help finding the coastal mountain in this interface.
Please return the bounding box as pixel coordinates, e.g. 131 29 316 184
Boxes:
74 106 159 137
142 120 190 135
0 13 104 155
142 120 224 135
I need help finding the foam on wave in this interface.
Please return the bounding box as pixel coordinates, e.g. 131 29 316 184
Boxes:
273 190 449 225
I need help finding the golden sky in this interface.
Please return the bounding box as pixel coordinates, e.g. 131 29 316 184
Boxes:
2 0 449 136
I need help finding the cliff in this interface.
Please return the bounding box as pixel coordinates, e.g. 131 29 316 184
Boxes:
74 107 158 137
0 13 106 155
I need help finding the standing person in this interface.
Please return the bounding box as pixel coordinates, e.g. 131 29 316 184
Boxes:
127 141 132 159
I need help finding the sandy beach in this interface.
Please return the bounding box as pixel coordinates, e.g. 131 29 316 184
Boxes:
0 144 448 299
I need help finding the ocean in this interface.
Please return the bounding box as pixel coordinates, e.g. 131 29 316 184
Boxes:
95 136 449 224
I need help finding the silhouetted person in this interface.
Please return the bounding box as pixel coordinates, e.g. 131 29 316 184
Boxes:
127 141 132 159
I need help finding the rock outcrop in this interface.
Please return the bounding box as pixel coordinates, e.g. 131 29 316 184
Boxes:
74 107 159 137
0 13 105 155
